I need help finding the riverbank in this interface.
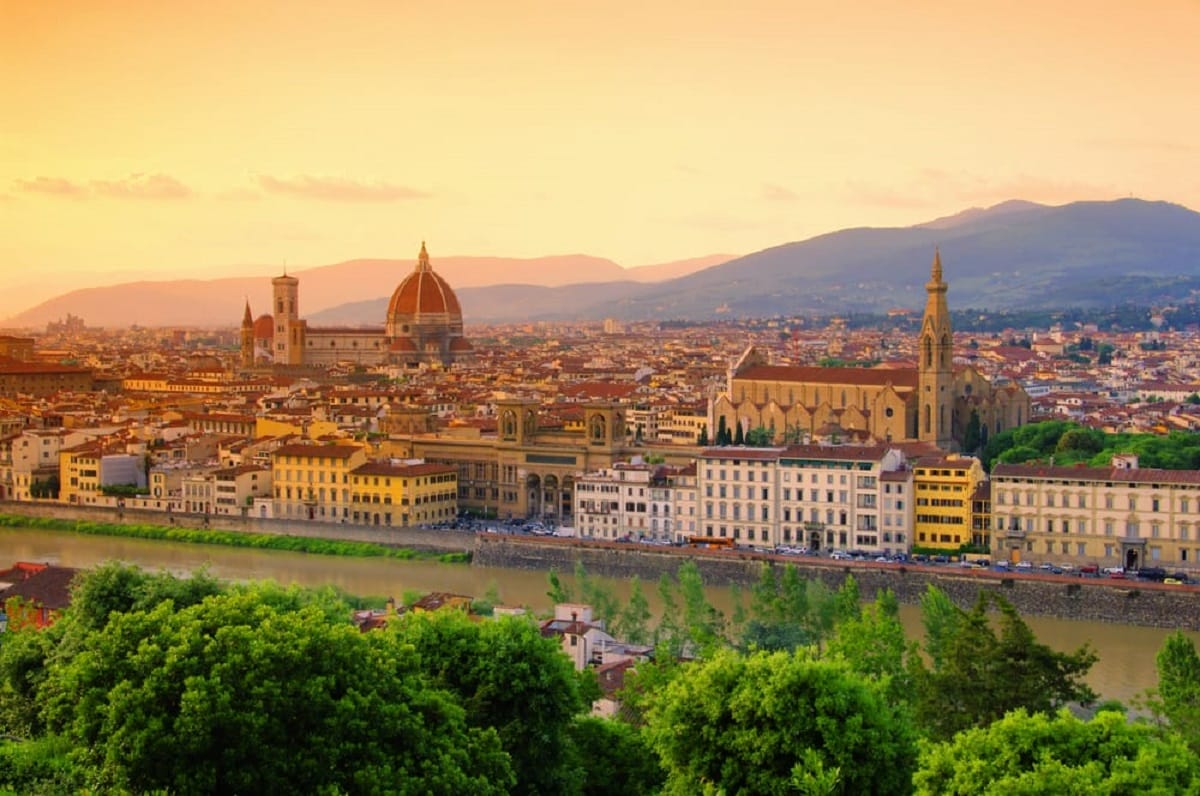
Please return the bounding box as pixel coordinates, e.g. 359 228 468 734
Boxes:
0 501 473 560
475 534 1200 631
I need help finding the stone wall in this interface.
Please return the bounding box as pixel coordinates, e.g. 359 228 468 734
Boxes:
0 500 474 554
474 536 1200 630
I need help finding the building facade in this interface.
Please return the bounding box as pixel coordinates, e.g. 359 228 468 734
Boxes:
991 454 1200 570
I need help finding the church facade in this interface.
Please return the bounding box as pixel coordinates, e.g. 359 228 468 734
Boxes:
240 243 472 369
711 252 1030 451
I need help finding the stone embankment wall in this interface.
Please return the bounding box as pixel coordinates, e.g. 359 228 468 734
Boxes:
0 501 474 554
475 535 1200 631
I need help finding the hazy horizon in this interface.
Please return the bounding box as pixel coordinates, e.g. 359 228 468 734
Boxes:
3 1 1198 315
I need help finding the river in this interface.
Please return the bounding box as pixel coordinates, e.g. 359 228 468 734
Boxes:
3 527 1194 706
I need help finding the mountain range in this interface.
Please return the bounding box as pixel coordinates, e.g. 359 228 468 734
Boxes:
7 198 1200 329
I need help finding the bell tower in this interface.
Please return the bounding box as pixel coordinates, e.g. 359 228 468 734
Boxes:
272 271 302 366
918 249 954 449
239 300 255 368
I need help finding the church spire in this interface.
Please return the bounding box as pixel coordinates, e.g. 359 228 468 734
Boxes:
930 247 943 285
416 241 431 272
242 299 253 327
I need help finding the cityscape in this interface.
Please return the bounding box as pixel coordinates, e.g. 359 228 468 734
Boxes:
4 1 1200 793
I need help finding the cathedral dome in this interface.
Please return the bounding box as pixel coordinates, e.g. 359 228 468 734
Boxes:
386 242 463 323
253 314 274 340
384 243 472 367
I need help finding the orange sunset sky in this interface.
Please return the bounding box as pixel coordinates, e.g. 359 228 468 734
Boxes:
2 0 1198 316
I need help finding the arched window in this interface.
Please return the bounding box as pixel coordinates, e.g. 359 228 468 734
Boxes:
941 334 951 368
924 403 931 434
923 336 933 368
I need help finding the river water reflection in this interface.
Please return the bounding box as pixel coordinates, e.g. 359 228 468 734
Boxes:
4 527 1196 706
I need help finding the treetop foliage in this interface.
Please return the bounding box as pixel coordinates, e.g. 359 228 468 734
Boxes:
982 419 1200 471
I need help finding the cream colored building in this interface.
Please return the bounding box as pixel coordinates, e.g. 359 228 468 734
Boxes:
991 454 1200 570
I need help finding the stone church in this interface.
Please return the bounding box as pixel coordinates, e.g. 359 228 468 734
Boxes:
711 251 1030 451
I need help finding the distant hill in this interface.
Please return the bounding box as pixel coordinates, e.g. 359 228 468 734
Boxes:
11 198 1200 328
431 198 1200 322
4 253 736 329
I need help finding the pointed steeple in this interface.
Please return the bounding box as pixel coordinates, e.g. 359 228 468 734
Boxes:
242 299 253 327
416 241 431 272
930 247 943 284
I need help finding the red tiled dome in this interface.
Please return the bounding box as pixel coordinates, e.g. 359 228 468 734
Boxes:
386 243 462 321
253 314 274 339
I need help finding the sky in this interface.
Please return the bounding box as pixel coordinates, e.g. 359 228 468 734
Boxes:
2 0 1198 316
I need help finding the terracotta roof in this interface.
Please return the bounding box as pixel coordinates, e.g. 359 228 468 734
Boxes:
352 461 456 477
386 244 463 319
781 443 893 461
273 443 364 459
736 364 917 389
0 565 79 610
992 462 1200 485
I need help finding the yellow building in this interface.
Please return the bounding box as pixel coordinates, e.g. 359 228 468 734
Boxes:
349 460 457 527
912 455 985 550
271 442 368 521
59 442 104 505
256 417 338 441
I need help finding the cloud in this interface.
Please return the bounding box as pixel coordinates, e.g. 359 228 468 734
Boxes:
761 182 800 202
92 172 192 199
14 173 192 200
256 174 430 202
15 176 89 197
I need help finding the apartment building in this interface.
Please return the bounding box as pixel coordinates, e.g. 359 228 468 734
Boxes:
991 454 1200 570
271 443 368 521
777 445 908 555
697 447 779 548
348 460 457 527
574 463 654 540
912 455 985 550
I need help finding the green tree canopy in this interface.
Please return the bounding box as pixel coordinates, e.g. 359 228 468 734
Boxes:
914 709 1200 795
909 590 1097 740
35 582 513 795
1151 631 1200 753
644 649 917 795
394 610 590 795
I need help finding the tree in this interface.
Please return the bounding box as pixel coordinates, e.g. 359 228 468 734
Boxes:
37 583 513 795
909 591 1097 740
696 424 709 446
744 425 773 447
826 588 912 700
740 563 835 653
547 568 573 604
716 416 728 447
732 422 745 446
675 560 727 657
396 611 589 795
914 709 1200 795
1152 631 1200 752
644 650 917 796
575 560 620 628
962 409 982 454
614 576 652 645
568 716 664 796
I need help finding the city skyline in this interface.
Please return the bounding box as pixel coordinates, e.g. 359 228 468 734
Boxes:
3 1 1198 310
